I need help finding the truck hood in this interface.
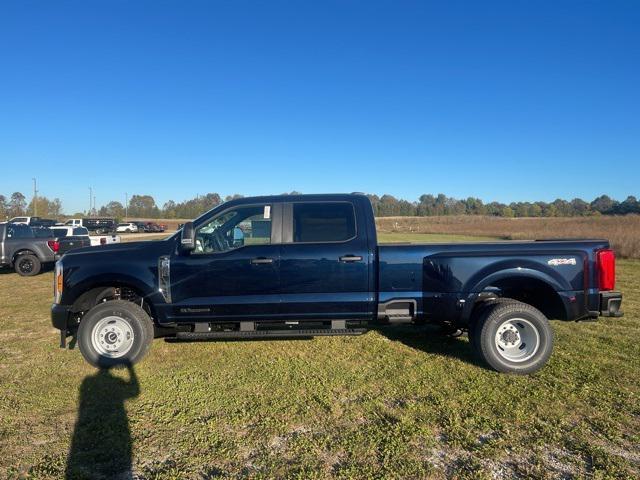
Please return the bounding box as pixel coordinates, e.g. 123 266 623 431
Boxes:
61 240 172 259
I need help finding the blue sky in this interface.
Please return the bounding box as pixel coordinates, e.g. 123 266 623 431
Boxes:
1 1 638 214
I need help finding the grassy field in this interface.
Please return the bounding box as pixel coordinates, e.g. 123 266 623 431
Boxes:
1 233 639 479
377 215 640 259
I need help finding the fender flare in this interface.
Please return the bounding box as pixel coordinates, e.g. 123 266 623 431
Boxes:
460 268 571 323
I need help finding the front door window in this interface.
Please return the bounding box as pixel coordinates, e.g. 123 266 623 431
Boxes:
194 204 272 254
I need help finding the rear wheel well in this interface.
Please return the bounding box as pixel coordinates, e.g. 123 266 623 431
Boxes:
480 277 567 321
12 249 38 263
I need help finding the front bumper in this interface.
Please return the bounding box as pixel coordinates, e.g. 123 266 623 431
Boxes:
600 291 623 317
51 303 72 331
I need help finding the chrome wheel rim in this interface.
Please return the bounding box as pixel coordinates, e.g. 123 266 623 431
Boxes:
494 318 540 362
91 316 135 358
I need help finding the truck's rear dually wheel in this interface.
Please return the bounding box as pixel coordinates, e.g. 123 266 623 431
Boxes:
77 300 154 368
473 299 554 374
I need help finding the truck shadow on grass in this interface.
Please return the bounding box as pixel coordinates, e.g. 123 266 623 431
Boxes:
376 325 489 370
65 364 139 479
165 325 488 370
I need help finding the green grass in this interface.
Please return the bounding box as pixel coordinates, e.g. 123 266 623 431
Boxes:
0 234 639 479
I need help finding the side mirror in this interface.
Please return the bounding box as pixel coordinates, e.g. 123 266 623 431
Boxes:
180 222 195 253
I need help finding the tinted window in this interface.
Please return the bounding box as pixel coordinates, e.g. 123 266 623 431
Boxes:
73 227 89 236
293 203 356 243
51 228 68 237
32 228 53 238
7 224 34 238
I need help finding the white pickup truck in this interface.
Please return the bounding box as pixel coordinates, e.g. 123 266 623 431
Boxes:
49 226 121 247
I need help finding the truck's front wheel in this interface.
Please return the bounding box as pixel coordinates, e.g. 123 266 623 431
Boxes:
475 300 554 374
77 300 154 368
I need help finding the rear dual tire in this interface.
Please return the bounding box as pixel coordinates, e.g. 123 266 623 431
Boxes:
470 299 554 375
77 300 154 368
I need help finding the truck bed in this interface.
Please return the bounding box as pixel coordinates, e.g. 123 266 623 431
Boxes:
377 239 610 323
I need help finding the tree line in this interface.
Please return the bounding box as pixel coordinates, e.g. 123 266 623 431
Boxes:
0 192 63 219
1 191 639 220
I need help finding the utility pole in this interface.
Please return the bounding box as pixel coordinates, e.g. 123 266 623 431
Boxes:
93 195 96 214
89 186 92 216
32 178 38 216
125 192 128 219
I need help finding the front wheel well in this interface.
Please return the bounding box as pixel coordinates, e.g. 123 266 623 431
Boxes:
70 285 155 320
478 277 567 321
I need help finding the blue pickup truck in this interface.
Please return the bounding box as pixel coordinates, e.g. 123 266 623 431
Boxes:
51 193 622 374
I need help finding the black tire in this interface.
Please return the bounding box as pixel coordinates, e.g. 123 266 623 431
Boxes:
14 254 41 276
77 300 154 368
475 300 554 374
468 297 520 353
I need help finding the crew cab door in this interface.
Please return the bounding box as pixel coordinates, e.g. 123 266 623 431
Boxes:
169 203 281 321
278 201 373 321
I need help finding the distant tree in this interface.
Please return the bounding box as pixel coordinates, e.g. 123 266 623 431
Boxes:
50 198 63 217
170 193 222 218
552 199 572 216
614 196 640 215
99 201 125 218
570 198 591 216
464 197 486 215
590 195 616 214
162 200 177 218
27 196 63 217
8 192 27 217
529 203 543 217
501 206 515 218
0 194 7 219
128 195 160 218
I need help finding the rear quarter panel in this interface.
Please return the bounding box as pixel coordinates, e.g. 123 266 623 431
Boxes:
378 240 609 322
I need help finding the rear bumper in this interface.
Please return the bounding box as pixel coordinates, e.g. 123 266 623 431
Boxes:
600 291 623 317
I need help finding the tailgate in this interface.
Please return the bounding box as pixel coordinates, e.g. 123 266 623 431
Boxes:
58 236 92 254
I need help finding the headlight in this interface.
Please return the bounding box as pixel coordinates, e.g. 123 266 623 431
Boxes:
54 260 63 304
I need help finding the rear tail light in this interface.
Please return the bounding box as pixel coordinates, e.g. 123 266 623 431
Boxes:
100 237 106 245
47 240 60 253
596 249 616 291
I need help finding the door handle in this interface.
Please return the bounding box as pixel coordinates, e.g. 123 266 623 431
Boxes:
251 257 274 265
339 255 363 263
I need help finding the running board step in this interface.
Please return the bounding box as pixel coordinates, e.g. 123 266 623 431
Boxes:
175 328 367 341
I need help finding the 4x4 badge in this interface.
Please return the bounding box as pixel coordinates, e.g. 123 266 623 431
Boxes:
548 258 577 266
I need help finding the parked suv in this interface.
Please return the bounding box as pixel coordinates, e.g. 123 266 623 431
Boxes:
116 223 139 233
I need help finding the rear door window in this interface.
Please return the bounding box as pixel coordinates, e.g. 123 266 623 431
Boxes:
7 225 34 238
292 203 356 243
73 227 89 236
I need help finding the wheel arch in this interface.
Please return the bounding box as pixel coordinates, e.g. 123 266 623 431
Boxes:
12 249 38 264
70 281 157 321
468 271 569 321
